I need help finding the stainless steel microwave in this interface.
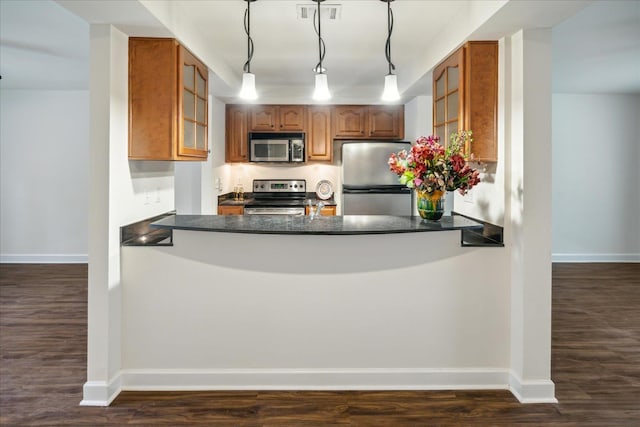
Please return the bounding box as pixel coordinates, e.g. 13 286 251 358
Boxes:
249 133 305 163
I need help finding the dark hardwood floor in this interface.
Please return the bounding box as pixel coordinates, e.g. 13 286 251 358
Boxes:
1 263 638 426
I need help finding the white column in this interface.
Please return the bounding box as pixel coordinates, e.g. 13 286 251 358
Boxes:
82 24 128 406
507 28 556 403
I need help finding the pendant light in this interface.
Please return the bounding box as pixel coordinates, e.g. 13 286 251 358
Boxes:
312 0 331 101
239 0 258 100
381 0 400 102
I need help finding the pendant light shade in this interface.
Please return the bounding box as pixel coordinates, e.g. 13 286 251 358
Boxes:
312 0 331 101
380 0 400 102
382 74 400 102
239 0 258 100
313 73 331 101
239 72 257 100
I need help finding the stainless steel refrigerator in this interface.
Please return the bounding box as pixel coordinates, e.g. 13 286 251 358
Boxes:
341 141 413 215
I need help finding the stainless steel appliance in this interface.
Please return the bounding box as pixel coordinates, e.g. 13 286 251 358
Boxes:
249 133 305 163
341 141 413 215
244 179 307 215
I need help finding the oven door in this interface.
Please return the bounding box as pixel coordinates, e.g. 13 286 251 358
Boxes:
244 207 305 216
250 139 290 162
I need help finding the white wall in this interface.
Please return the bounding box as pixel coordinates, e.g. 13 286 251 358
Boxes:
0 90 89 263
404 95 432 142
552 94 640 262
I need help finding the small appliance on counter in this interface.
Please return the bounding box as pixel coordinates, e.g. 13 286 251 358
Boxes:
249 133 305 163
341 141 413 215
243 179 307 216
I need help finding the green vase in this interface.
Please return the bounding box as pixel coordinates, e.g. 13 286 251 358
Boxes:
417 190 445 221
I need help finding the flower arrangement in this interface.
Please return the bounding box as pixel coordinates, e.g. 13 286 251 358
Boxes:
388 130 480 196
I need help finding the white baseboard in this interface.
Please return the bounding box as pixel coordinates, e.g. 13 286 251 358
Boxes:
0 254 88 264
80 374 122 406
80 368 516 406
81 369 558 406
552 253 640 263
508 371 557 403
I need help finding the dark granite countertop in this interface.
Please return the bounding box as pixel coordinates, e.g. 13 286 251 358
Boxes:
121 212 174 246
151 214 482 236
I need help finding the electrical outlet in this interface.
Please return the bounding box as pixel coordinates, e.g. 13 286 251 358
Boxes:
464 190 474 204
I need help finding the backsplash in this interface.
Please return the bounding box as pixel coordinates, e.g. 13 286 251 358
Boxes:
226 163 341 199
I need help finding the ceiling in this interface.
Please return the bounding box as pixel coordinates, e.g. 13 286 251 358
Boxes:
1 0 638 102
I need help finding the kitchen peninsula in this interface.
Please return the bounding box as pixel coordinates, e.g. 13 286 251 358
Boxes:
114 211 516 406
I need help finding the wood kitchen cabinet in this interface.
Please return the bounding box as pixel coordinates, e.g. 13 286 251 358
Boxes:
368 105 404 139
129 37 208 160
332 105 367 138
225 104 249 162
249 105 306 132
218 205 244 215
224 103 404 164
305 205 337 216
433 41 498 162
306 106 332 161
333 105 404 140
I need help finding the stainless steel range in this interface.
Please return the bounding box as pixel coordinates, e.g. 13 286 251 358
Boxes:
244 179 307 216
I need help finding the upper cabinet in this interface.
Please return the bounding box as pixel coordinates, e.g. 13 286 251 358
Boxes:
368 105 405 139
333 105 404 140
249 105 306 132
333 105 367 138
129 37 208 161
225 103 404 163
433 41 498 162
307 106 332 162
225 104 249 163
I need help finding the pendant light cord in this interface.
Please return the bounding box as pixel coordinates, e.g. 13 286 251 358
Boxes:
314 0 326 74
384 1 395 75
243 1 254 73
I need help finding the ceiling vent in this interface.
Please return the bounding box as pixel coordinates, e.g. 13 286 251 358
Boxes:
297 3 342 21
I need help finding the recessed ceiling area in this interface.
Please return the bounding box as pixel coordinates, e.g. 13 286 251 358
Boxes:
0 0 89 90
552 0 640 94
1 0 638 101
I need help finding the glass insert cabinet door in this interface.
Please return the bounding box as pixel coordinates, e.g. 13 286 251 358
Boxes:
180 47 208 157
433 48 463 150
